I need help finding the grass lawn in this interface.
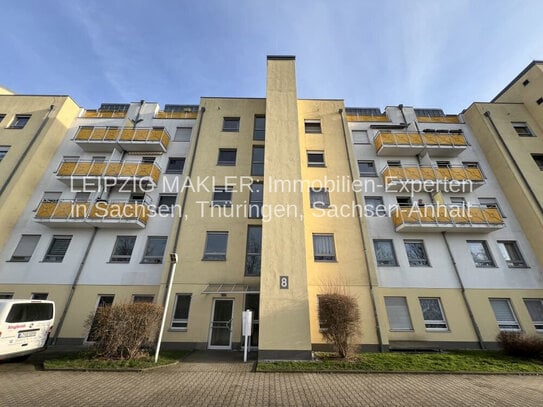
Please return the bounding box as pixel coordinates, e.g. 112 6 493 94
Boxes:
257 351 543 373
43 350 189 370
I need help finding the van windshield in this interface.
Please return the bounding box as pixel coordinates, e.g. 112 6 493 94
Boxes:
6 303 53 323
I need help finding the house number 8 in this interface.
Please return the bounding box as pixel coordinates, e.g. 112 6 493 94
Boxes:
279 276 289 289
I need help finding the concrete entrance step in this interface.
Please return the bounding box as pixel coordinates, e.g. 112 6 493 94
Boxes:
177 350 257 372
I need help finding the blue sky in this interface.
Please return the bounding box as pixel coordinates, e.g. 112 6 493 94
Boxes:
1 0 542 113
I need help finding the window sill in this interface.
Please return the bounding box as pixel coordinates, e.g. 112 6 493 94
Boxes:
108 261 131 264
221 129 240 132
168 328 188 332
314 259 338 263
217 163 236 166
389 329 415 332
202 257 226 261
424 328 449 332
359 174 378 177
308 164 326 168
6 260 30 263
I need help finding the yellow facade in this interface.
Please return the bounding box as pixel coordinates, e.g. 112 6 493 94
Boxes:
0 95 80 251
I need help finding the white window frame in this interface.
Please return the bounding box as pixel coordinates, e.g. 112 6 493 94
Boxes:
523 299 543 332
384 297 413 331
170 294 192 330
489 298 521 331
419 298 448 331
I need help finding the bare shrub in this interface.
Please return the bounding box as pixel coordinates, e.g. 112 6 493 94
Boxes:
85 303 164 360
318 293 361 358
497 331 543 359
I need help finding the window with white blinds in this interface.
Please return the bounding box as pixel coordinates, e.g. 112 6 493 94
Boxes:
523 299 543 331
384 297 413 331
489 299 520 331
312 234 336 261
10 235 40 262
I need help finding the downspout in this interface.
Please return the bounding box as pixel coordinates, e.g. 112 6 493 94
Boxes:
52 227 98 345
441 231 485 349
160 106 206 305
0 103 56 199
483 111 543 214
338 108 385 352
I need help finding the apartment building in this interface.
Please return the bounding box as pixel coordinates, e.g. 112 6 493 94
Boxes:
0 57 542 359
349 104 543 349
0 91 80 252
464 61 543 268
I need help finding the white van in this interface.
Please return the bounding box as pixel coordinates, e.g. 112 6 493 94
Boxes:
0 300 55 361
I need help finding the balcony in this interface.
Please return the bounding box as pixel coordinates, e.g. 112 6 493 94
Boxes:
391 205 504 233
416 115 460 124
374 131 467 157
82 110 127 118
156 105 199 119
56 159 161 187
34 199 149 229
74 126 170 152
382 165 484 192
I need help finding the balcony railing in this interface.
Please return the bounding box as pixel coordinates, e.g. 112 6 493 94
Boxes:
155 111 198 119
382 165 484 192
416 115 460 123
34 199 149 228
74 126 170 152
391 205 504 233
346 113 389 122
82 110 127 118
374 131 467 156
56 159 161 185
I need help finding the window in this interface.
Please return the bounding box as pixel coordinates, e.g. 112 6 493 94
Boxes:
467 240 495 267
358 160 376 176
307 152 325 167
419 298 448 330
110 236 136 263
317 296 329 331
141 236 167 264
387 160 401 167
141 157 155 163
478 197 505 217
310 188 330 208
31 293 48 300
174 127 192 142
129 193 145 203
249 183 263 218
0 147 8 161
9 115 31 129
0 114 5 123
404 240 430 266
414 108 444 117
524 299 543 331
365 196 386 216
164 104 198 113
373 240 398 266
490 299 520 331
351 130 369 144
74 192 90 202
41 192 61 203
171 294 192 329
532 154 543 171
43 236 72 262
218 148 237 166
497 241 527 268
537 97 543 105
251 146 264 175
158 194 177 213
253 116 265 140
212 187 233 206
99 103 129 113
245 226 262 276
304 120 322 133
384 297 413 331
512 122 534 137
10 235 40 262
0 293 14 299
203 232 228 260
313 234 336 261
166 157 185 174
345 107 382 116
133 295 154 303
522 79 530 86
396 196 412 207
222 117 240 132
436 160 450 168
450 197 467 208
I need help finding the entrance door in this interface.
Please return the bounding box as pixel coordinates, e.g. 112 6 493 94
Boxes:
208 299 234 349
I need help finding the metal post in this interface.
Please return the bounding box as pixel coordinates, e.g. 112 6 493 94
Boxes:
154 253 178 363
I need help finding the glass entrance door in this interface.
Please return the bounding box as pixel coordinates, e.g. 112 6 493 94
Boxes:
208 299 234 349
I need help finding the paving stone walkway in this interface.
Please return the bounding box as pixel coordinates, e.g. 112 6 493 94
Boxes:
1 351 542 406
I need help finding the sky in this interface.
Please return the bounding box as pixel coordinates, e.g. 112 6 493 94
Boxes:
1 0 543 113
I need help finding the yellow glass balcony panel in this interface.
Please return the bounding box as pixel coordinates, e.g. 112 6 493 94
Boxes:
403 167 421 180
394 133 411 145
483 208 503 224
465 168 484 181
383 167 404 180
120 163 138 177
136 163 153 177
418 167 435 180
88 162 106 176
104 127 119 140
417 115 460 123
90 128 107 141
467 207 486 223
104 163 122 176
435 134 453 146
373 135 384 151
451 134 467 145
408 133 423 145
133 129 150 141
156 111 198 119
450 167 467 180
450 207 470 224
347 114 389 122
36 202 57 218
57 162 76 176
424 133 439 145
72 162 92 176
50 202 74 219
75 127 93 140
435 168 452 180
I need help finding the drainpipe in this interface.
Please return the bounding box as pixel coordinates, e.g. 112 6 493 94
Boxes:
0 103 56 199
441 231 486 349
483 111 543 214
52 227 98 345
160 106 206 305
339 108 385 352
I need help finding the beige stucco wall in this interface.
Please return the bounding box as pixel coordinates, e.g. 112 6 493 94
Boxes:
0 96 80 251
